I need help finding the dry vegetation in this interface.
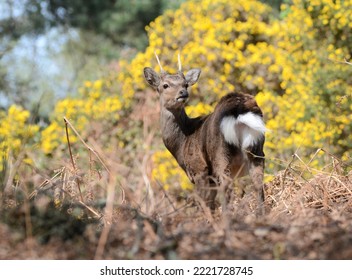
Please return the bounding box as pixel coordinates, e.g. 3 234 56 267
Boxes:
1 101 351 260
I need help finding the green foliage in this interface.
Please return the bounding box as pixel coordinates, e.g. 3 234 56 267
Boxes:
22 0 185 50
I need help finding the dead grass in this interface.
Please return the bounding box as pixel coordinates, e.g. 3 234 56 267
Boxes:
1 112 351 260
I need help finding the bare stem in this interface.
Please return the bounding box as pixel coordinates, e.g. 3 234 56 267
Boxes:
63 117 110 174
64 117 84 202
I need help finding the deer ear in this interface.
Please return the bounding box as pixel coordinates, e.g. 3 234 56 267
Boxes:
144 67 160 88
185 69 201 86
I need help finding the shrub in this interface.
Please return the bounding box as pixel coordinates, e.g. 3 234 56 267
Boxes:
0 105 39 186
119 0 352 187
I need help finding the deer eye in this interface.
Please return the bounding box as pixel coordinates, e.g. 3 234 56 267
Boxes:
163 84 169 89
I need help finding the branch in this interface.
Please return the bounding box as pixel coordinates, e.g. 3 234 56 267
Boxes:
64 118 84 202
63 117 111 174
344 58 352 65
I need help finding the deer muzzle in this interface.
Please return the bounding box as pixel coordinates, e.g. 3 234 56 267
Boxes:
176 89 189 102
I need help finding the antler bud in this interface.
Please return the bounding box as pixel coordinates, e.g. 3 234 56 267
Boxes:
154 51 164 73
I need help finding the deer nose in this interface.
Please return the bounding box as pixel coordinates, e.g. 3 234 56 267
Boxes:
179 89 189 99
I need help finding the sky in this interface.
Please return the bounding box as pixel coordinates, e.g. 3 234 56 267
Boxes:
0 0 86 112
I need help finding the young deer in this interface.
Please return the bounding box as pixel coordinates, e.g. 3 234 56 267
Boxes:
144 54 266 213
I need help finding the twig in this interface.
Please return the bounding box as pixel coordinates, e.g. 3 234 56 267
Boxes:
78 201 102 219
130 213 144 256
344 58 352 65
294 153 314 179
322 167 334 210
4 151 25 194
20 182 36 254
162 202 190 216
64 118 84 202
156 180 177 212
94 174 116 259
299 148 323 177
328 57 352 65
191 192 221 233
28 167 66 200
280 153 295 193
331 176 352 195
95 222 112 260
63 117 110 174
140 153 153 214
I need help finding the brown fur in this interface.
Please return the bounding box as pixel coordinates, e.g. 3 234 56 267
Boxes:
144 66 265 213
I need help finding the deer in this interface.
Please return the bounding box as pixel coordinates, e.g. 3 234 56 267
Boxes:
144 53 266 214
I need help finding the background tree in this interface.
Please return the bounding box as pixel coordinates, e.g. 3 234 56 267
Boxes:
0 0 184 114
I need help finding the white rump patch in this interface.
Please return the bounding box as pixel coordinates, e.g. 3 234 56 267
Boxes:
220 112 266 150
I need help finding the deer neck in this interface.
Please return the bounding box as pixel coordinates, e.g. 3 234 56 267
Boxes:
160 107 191 159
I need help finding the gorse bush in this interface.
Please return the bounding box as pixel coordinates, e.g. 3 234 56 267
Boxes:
0 0 351 191
40 78 125 154
0 105 39 173
135 0 352 186
118 0 351 187
270 0 352 160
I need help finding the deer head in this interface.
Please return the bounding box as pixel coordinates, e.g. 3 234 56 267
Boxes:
143 53 201 110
